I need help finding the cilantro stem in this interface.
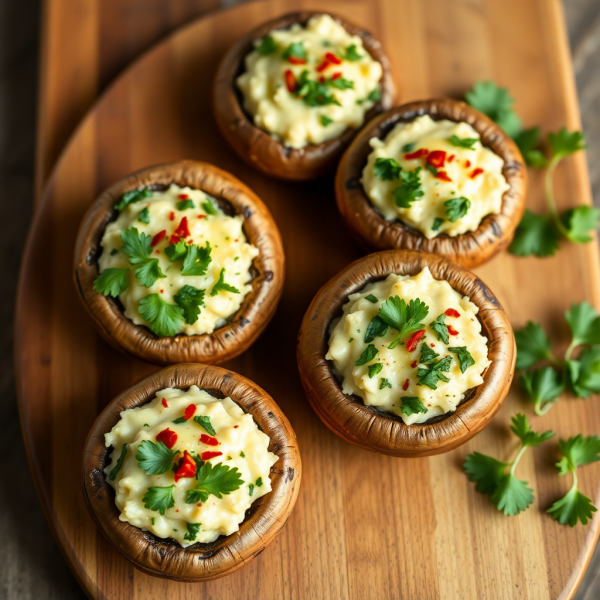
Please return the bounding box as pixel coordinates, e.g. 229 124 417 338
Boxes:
545 155 570 238
509 445 528 475
565 340 577 362
535 397 561 416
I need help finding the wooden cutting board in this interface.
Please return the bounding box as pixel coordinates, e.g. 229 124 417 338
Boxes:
17 0 600 598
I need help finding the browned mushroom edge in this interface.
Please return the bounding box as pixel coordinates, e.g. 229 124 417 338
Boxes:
335 99 528 268
213 11 396 182
297 250 516 457
82 363 301 581
73 161 284 365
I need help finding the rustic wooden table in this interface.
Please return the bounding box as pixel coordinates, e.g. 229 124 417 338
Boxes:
1 0 599 598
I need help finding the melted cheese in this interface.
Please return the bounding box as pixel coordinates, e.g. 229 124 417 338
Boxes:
361 115 510 238
97 184 259 336
236 14 382 149
326 267 490 424
104 386 278 547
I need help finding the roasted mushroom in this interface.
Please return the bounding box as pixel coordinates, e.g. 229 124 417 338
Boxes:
74 161 284 365
335 99 527 268
213 11 395 181
297 250 515 457
82 363 301 581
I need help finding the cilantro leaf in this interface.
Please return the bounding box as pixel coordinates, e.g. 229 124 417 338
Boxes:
510 412 555 447
448 346 475 373
320 115 333 126
202 198 219 215
392 168 424 208
400 396 428 416
121 227 152 264
367 86 381 103
567 347 600 398
465 81 522 138
329 77 354 90
429 313 449 344
565 302 600 347
185 461 243 504
109 444 127 480
165 240 188 262
176 199 195 211
340 44 363 61
139 294 185 337
295 70 341 107
378 296 429 348
364 315 389 344
548 128 586 159
491 474 534 516
514 321 553 369
449 135 478 149
135 258 165 288
138 207 150 224
94 268 129 297
520 367 565 415
256 477 263 487
115 187 152 211
256 35 277 55
514 127 547 168
182 242 212 277
561 206 600 244
558 435 600 470
210 268 240 296
379 378 392 389
508 209 560 257
432 217 444 231
355 344 378 366
174 285 205 325
283 41 306 60
548 487 597 527
417 356 452 389
419 343 439 364
374 157 402 181
368 363 383 378
183 522 202 542
193 415 216 436
444 196 471 222
136 440 178 475
143 485 175 515
464 452 508 494
365 294 378 303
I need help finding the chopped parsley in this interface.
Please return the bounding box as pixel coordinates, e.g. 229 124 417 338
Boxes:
340 44 363 61
138 207 150 224
444 196 471 222
174 285 205 325
430 313 449 343
417 356 452 389
183 523 202 541
136 440 178 475
193 415 216 436
202 198 219 215
115 187 152 211
379 378 392 389
378 296 429 348
210 268 240 296
138 294 185 337
400 396 428 416
181 242 212 276
368 363 383 378
448 346 475 373
109 444 127 480
186 461 244 504
365 294 378 303
320 115 333 126
94 268 129 297
449 135 478 149
419 343 439 364
143 485 175 515
249 483 255 497
295 70 341 107
121 227 165 287
392 168 424 208
432 217 444 232
355 344 378 366
373 157 401 181
256 477 263 487
176 199 195 211
282 41 307 61
256 35 277 55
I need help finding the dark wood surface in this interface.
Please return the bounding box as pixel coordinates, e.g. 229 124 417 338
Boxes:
1 0 600 599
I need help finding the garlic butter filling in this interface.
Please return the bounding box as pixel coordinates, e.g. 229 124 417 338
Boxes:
104 386 278 547
361 114 510 238
96 184 259 336
326 267 490 425
236 14 383 149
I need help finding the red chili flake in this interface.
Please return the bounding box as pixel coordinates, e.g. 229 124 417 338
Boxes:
411 360 418 368
234 425 239 429
201 451 223 461
435 171 452 182
316 59 330 72
284 69 297 93
448 325 459 336
404 148 429 160
448 154 455 162
150 230 166 247
406 329 426 352
174 451 196 482
287 55 306 65
156 428 177 449
178 194 189 200
331 71 342 81
430 343 435 348
169 211 175 221
197 214 206 219
184 404 197 421
197 503 202 507
402 379 410 391
445 308 460 318
426 150 446 168
319 76 325 83
155 250 160 255
162 397 169 408
174 216 191 239
200 434 219 446
470 167 484 179
464 160 471 168
325 52 342 65
159 289 164 294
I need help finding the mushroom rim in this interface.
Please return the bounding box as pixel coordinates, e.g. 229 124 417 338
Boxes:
82 363 301 582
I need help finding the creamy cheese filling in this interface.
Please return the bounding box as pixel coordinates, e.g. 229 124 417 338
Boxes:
326 267 490 425
96 184 259 336
104 386 278 547
236 14 383 149
361 115 510 238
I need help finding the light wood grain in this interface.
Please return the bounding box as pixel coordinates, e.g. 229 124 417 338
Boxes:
16 0 600 598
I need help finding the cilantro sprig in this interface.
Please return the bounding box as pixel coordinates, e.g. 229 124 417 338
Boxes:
392 168 424 209
464 413 554 516
143 485 175 515
185 460 244 504
115 187 152 211
378 297 429 349
139 294 185 337
121 227 165 288
174 285 205 325
94 268 129 297
136 440 178 475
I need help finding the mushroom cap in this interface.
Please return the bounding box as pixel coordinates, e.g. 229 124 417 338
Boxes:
74 161 284 365
297 249 516 457
335 99 527 268
213 11 396 181
82 363 301 581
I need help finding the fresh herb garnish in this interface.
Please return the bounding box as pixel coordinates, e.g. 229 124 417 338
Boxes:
374 157 402 181
320 115 333 126
181 242 212 276
378 296 429 348
256 35 277 55
176 199 195 211
364 315 389 344
174 285 205 325
109 444 127 480
429 313 449 344
444 196 471 222
465 81 522 138
449 135 478 149
365 294 378 303
193 415 216 436
355 344 378 366
379 378 392 389
329 76 354 90
367 86 381 103
340 44 363 61
419 343 439 364
400 396 428 416
202 199 219 215
514 321 554 370
256 477 263 487
417 356 452 389
249 483 255 496
138 294 185 337
143 485 175 515
183 522 202 542
432 217 444 231
282 41 307 61
165 240 188 262
121 227 165 287
186 461 244 504
136 440 178 475
138 207 150 224
295 70 341 107
368 363 383 378
448 346 475 373
210 268 240 296
392 168 424 208
115 187 152 211
94 268 129 297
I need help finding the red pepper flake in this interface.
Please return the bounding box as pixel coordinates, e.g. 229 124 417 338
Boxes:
234 425 239 429
430 343 435 348
174 450 196 482
200 434 219 446
159 289 164 294
178 193 189 200
197 214 206 219
155 250 160 255
406 329 426 352
284 69 297 93
325 52 342 65
426 150 446 168
316 59 330 72
319 75 325 83
287 55 306 65
162 397 169 408
464 160 471 168
156 428 177 449
470 167 484 179
448 154 455 163
150 230 166 247
174 216 191 239
197 503 202 507
435 170 452 182
331 71 342 81
411 360 418 369
201 451 222 461
402 379 410 391
184 404 197 421
445 308 460 318
169 211 175 221
404 148 429 160
448 325 459 336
